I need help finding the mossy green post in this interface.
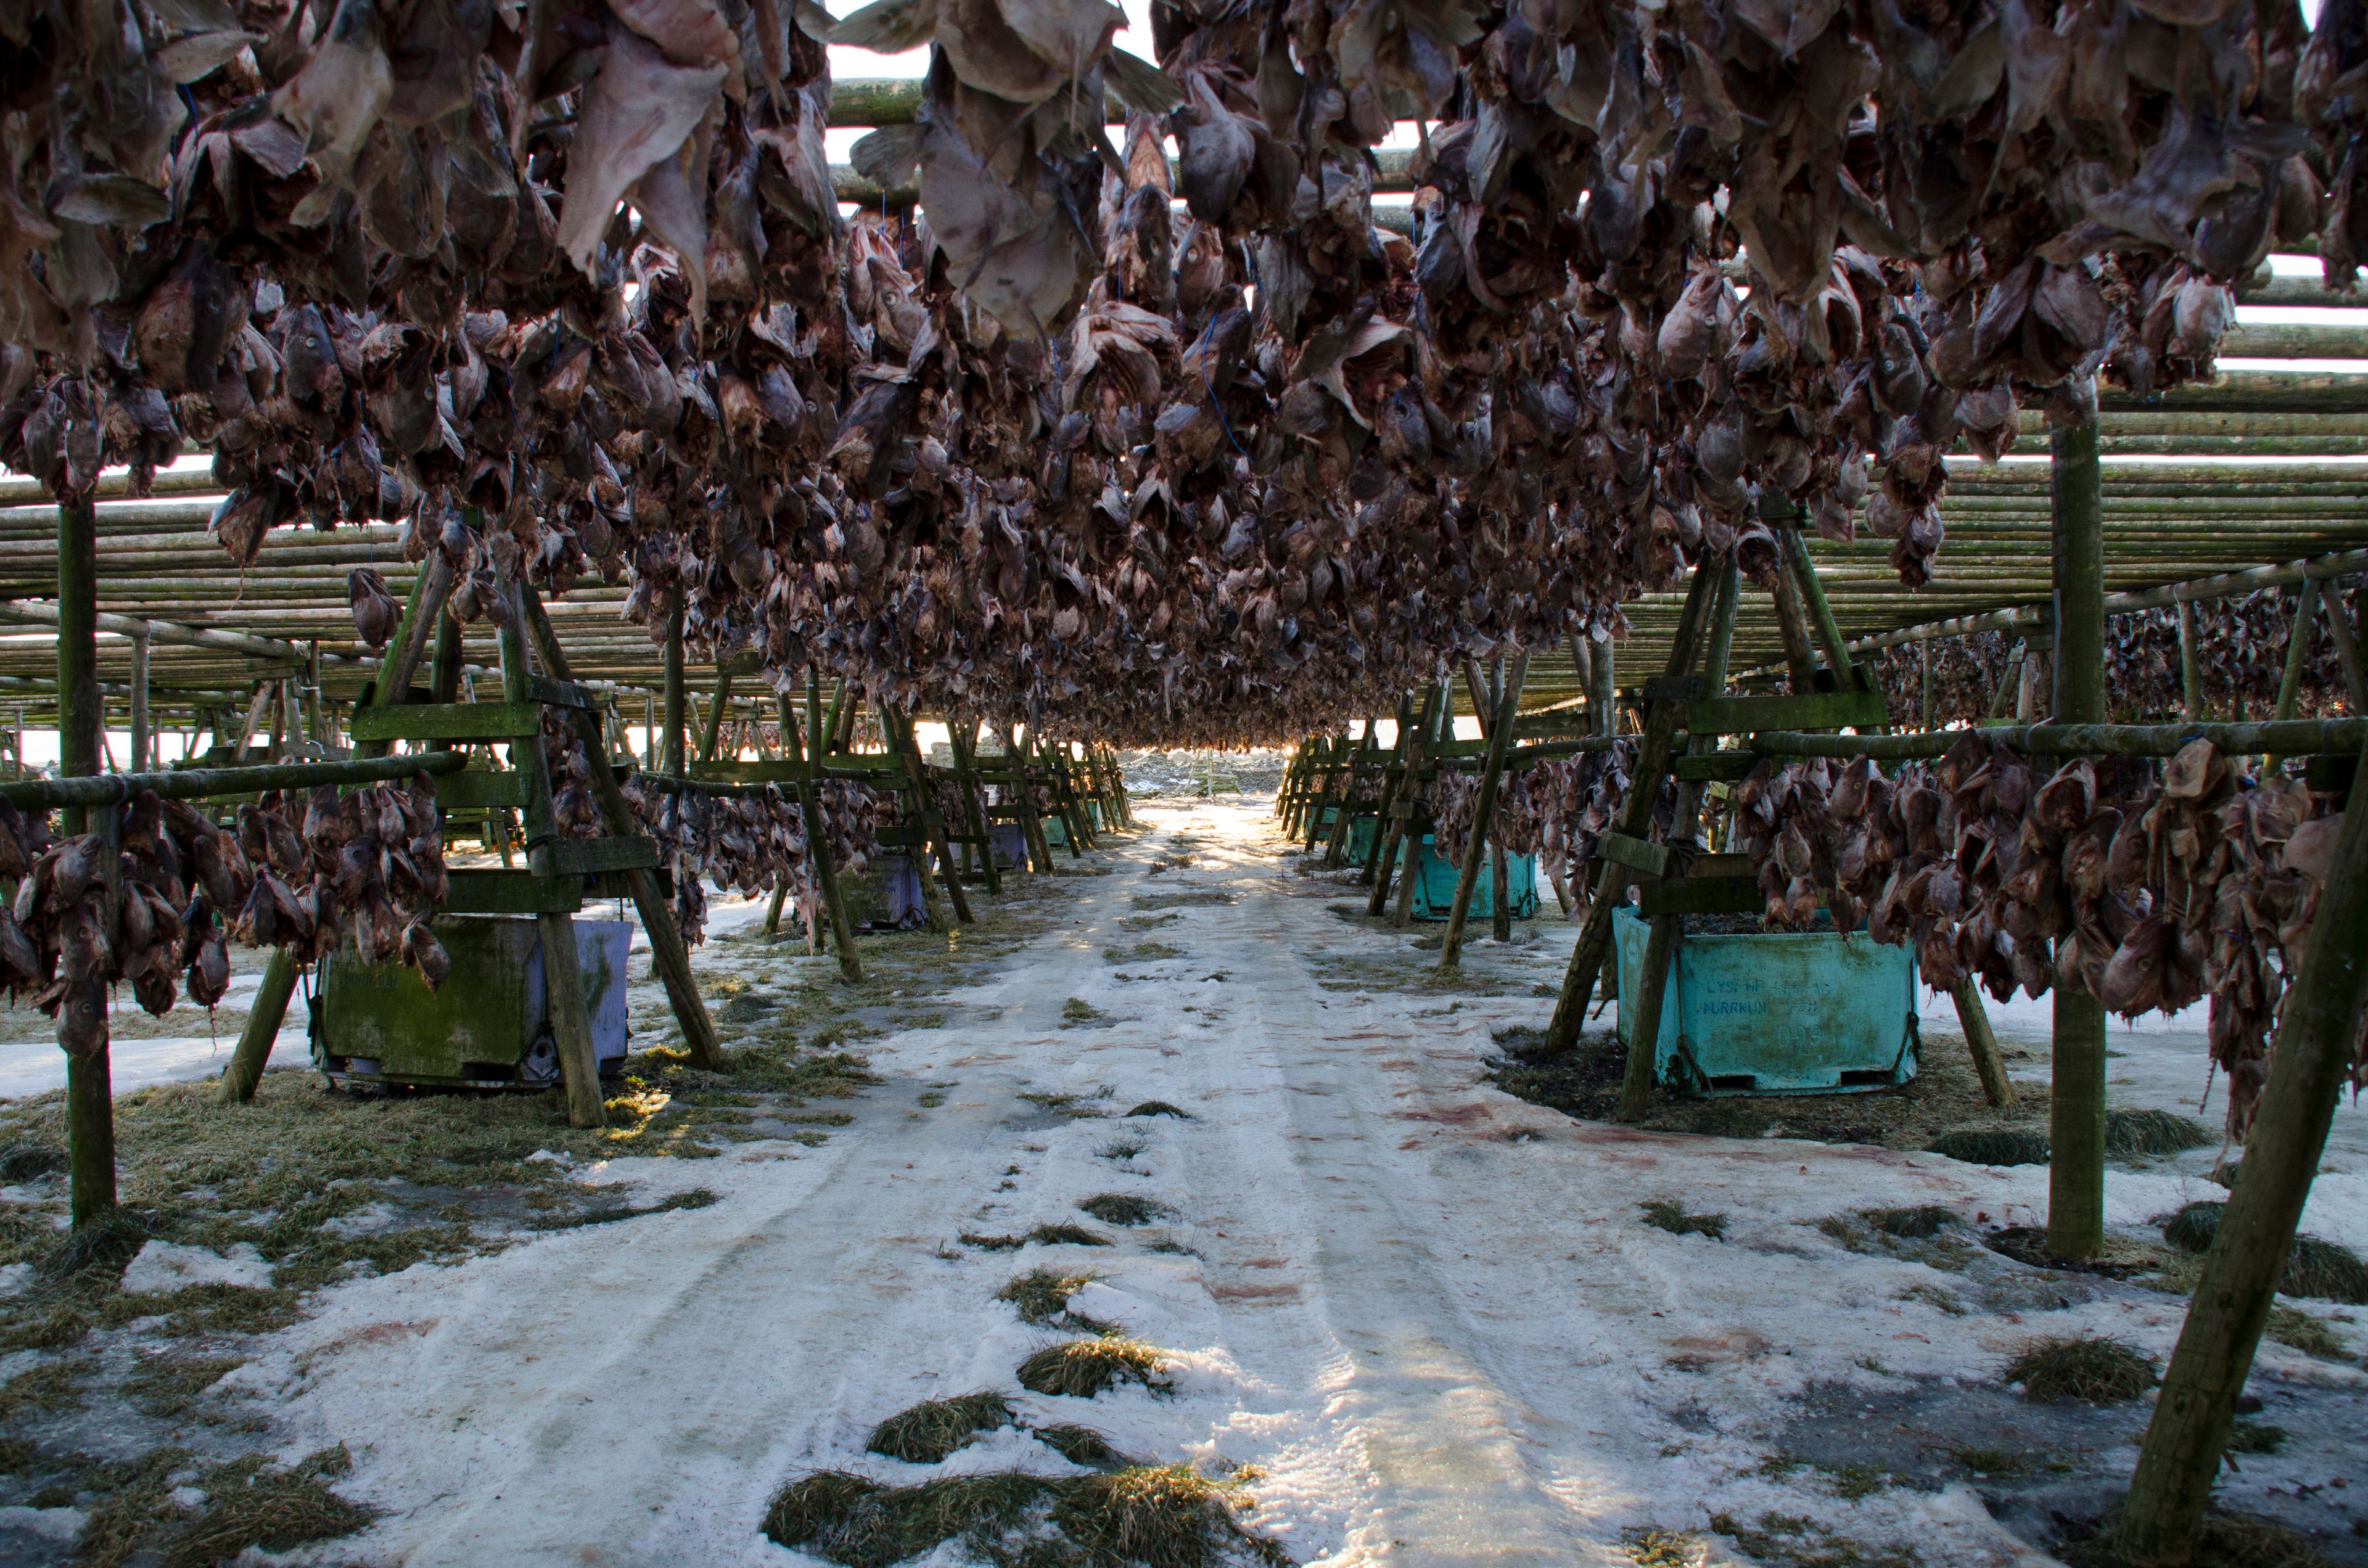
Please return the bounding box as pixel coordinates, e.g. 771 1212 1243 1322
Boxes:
792 676 862 982
2048 413 2108 1261
662 586 686 779
58 492 115 1224
1438 651 1526 971
1545 563 1721 1053
2116 739 2368 1564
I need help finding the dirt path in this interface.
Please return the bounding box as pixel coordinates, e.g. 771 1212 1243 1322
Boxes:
247 801 2364 1567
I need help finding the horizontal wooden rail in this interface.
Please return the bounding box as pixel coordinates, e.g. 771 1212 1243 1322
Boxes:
0 749 465 809
1746 718 2368 761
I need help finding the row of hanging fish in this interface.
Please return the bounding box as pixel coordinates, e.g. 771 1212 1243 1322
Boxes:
612 774 893 947
1727 739 2352 1135
0 777 450 1053
1870 584 2367 727
1 0 2351 745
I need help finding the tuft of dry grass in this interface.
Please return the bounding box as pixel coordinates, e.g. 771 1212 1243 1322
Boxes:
1018 1338 1172 1399
2161 1202 2368 1305
1079 1194 1174 1228
1639 1200 1726 1241
122 1355 244 1418
2004 1336 2158 1403
866 1392 1014 1465
1125 1101 1190 1120
997 1267 1098 1325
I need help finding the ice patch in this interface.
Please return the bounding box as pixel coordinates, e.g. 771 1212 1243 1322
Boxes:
121 1240 273 1294
0 1505 86 1541
0 1263 30 1298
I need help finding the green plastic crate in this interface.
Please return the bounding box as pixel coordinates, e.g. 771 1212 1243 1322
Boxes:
1612 906 1920 1094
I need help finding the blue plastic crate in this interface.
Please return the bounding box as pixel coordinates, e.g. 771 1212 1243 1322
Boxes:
1397 834 1539 921
1612 906 1920 1094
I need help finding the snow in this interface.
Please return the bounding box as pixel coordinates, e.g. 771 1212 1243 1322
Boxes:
220 801 2367 1566
120 1240 274 1295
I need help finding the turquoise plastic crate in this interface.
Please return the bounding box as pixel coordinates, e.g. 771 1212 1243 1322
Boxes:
1612 906 1920 1094
1398 834 1538 921
1345 813 1379 866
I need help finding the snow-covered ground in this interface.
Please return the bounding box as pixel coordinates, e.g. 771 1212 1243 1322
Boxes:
157 803 2368 1563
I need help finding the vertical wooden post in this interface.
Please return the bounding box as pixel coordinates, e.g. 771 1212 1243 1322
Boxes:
1592 633 1616 737
57 493 115 1224
1322 724 1371 867
500 587 604 1130
949 723 1001 895
2266 582 2321 774
2048 413 2107 1262
1490 845 1513 943
1770 569 1825 695
516 590 726 1069
699 669 735 763
2115 737 2368 1565
1360 694 1416 889
2178 597 2206 722
1952 976 2015 1107
797 675 862 982
1439 653 1527 970
662 585 686 779
1003 726 1053 874
214 942 300 1106
887 705 971 925
128 630 150 773
1371 682 1442 917
1618 554 1740 1118
2318 579 2367 713
1544 562 1722 1052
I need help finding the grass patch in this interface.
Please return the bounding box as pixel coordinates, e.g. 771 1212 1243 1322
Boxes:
1640 1200 1726 1241
123 1354 243 1418
2161 1202 2368 1303
1079 1194 1174 1228
154 1445 375 1568
1929 1128 2050 1166
762 1462 1287 1568
866 1392 1015 1464
0 1358 89 1418
1953 1444 2037 1477
1061 999 1111 1027
996 1267 1098 1325
1029 1223 1112 1248
2227 1420 2287 1455
2004 1336 2158 1403
1017 1338 1170 1398
1098 1141 1145 1161
2105 1109 2215 1157
1709 1511 1916 1568
1129 891 1235 911
2058 1506 2340 1568
1862 1205 1958 1239
2265 1306 2350 1360
1125 1102 1189 1119
1625 1528 1705 1567
1034 1424 1137 1471
1021 1093 1108 1120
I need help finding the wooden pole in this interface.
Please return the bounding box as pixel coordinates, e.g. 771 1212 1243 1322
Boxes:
699 669 735 763
1360 694 1416 887
128 630 149 774
2321 585 2367 714
1545 563 1722 1052
1618 554 1740 1119
796 675 862 982
499 585 604 1129
1952 977 2015 1107
2178 599 2205 722
1438 652 1527 970
2266 583 2322 773
2049 413 2108 1262
949 723 1001 895
1003 726 1053 874
1592 633 1616 737
1770 568 1827 695
214 945 302 1106
517 590 729 1069
2115 737 2368 1564
662 586 686 778
1371 682 1441 917
887 705 969 926
57 492 115 1224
